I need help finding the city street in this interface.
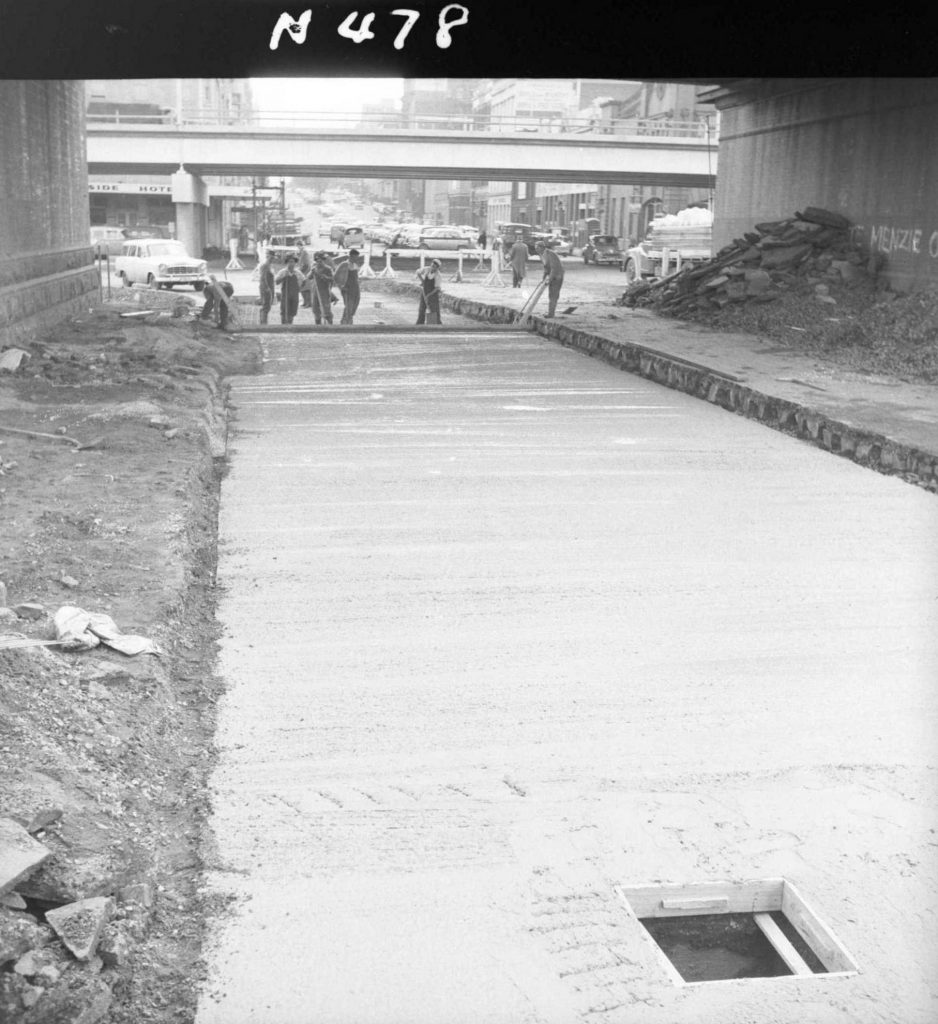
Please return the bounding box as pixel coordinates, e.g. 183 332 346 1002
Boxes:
197 328 937 1024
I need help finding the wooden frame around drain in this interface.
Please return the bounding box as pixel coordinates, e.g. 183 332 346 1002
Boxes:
614 878 860 987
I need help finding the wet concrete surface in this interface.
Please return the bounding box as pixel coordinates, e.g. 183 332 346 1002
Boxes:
197 322 938 1024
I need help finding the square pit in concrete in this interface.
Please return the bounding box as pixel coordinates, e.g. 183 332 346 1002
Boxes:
615 878 859 986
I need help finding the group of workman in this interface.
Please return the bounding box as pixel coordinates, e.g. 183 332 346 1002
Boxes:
200 234 566 329
261 246 364 326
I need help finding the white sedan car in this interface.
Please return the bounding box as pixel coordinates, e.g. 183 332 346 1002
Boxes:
115 239 208 290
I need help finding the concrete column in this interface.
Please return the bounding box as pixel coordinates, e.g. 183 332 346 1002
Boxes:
171 168 208 257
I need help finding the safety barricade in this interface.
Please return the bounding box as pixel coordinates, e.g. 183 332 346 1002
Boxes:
376 249 397 279
483 248 507 287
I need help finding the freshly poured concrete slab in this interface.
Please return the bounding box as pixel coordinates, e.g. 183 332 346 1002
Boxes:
198 330 938 1024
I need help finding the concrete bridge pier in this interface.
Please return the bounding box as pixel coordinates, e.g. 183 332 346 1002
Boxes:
170 167 208 257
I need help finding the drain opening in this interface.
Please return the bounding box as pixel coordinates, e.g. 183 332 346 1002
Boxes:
615 879 859 986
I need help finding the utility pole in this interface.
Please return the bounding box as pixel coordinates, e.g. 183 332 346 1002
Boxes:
252 178 258 256
280 178 286 236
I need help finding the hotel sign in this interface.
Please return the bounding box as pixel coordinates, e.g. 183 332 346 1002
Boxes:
90 182 172 194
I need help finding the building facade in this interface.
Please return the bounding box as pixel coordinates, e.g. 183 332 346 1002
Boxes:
85 79 263 254
473 80 715 247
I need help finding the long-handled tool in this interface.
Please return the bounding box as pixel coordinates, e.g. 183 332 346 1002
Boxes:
515 278 547 324
417 287 442 325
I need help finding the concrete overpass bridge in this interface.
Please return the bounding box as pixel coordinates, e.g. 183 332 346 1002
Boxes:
86 115 717 187
86 112 717 262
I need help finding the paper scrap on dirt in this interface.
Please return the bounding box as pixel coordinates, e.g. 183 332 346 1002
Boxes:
53 605 160 656
0 348 30 372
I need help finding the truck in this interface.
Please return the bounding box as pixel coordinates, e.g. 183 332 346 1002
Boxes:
620 207 713 281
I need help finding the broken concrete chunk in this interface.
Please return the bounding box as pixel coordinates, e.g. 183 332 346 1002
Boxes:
25 809 63 836
759 243 813 269
0 819 51 896
0 892 26 910
0 906 50 967
45 896 113 961
97 920 134 967
18 974 112 1024
12 603 44 621
744 269 773 295
797 206 851 229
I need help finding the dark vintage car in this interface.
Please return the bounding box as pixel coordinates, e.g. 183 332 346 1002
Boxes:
582 234 624 266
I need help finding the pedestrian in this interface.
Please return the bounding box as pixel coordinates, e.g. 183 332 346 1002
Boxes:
334 249 362 325
478 229 487 250
200 275 235 329
536 241 565 317
298 244 313 307
415 259 443 325
274 255 303 324
508 234 529 288
257 252 275 325
308 251 335 325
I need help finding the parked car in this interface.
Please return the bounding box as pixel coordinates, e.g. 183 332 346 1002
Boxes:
90 225 126 256
456 225 481 245
114 239 208 290
548 231 573 256
390 224 427 248
329 225 364 248
419 227 473 250
340 226 364 249
582 234 624 266
267 234 312 261
120 225 171 240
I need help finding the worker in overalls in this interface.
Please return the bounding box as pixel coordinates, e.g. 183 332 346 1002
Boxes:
415 259 442 325
308 251 335 325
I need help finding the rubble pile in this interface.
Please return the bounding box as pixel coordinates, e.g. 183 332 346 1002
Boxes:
620 207 878 314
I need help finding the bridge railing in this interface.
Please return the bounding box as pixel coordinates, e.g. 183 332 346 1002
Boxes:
86 109 718 141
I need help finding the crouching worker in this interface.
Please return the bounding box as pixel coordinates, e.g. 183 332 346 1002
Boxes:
201 275 235 329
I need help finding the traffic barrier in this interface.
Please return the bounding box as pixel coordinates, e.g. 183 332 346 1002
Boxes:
225 238 245 271
483 248 507 287
376 249 397 279
359 246 376 279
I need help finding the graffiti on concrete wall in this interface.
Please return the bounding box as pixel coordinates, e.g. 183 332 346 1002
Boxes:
855 222 938 260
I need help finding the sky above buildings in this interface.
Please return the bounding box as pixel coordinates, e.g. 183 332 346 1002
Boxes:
250 78 403 115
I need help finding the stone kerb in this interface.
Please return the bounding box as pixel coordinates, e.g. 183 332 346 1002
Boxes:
370 278 938 492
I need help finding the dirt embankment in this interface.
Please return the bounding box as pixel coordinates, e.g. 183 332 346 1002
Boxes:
1 300 261 1024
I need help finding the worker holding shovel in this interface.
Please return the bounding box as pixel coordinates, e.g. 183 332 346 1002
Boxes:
415 259 443 325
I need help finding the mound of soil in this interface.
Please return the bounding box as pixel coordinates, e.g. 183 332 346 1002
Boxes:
0 304 261 1023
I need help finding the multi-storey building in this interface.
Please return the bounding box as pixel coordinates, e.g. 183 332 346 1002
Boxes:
398 79 484 226
85 79 265 253
473 79 716 247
